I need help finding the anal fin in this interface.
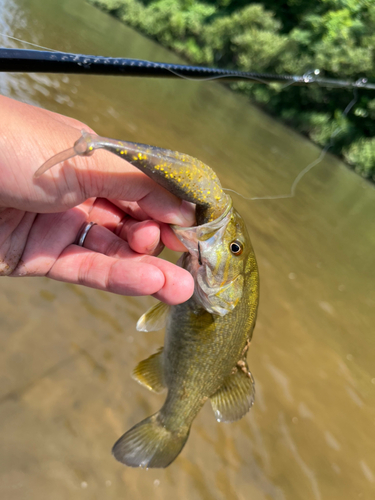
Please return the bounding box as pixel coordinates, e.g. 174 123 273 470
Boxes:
132 347 165 393
210 360 255 423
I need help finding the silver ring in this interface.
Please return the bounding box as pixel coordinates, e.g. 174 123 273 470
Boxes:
77 221 97 247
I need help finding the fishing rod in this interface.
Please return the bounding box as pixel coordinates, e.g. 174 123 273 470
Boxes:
1 48 374 89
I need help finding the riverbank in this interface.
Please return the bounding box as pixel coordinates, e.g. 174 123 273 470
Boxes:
88 0 375 183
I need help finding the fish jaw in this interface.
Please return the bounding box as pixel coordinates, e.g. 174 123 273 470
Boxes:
172 203 249 316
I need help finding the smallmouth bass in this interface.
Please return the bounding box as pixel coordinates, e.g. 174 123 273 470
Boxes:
37 131 259 468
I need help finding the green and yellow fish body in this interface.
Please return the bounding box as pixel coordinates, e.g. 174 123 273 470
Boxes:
37 131 259 468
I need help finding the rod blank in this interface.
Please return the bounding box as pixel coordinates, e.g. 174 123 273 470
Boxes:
1 48 374 89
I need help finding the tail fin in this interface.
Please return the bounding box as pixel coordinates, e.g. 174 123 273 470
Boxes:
112 412 190 468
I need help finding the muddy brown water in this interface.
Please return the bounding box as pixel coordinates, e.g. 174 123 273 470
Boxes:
1 0 375 498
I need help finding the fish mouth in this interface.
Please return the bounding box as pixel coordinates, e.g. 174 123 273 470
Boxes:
172 202 241 316
172 201 232 233
171 201 233 257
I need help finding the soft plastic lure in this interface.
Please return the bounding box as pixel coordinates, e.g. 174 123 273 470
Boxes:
35 130 230 224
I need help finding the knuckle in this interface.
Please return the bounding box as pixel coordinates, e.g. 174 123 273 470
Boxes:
105 238 128 257
77 253 98 285
115 217 134 240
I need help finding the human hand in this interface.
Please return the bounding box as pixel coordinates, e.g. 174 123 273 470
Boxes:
0 96 195 304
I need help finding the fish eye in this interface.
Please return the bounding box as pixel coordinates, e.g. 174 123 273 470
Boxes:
230 240 243 255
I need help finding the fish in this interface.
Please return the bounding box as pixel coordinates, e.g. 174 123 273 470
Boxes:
36 130 259 468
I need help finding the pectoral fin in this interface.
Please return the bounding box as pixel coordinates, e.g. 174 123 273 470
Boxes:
136 302 170 332
210 361 255 422
132 348 166 393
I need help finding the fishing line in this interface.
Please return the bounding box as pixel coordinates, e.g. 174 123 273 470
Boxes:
0 32 360 201
162 62 360 201
153 65 274 86
224 89 358 201
0 33 56 52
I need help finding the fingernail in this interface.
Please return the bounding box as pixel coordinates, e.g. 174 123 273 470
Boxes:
177 201 196 227
148 239 164 256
